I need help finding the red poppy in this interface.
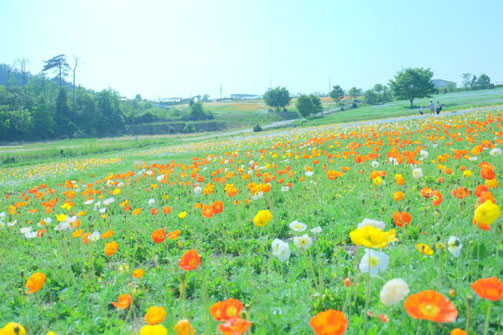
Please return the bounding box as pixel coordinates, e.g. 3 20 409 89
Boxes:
179 249 201 271
151 228 166 243
470 277 503 301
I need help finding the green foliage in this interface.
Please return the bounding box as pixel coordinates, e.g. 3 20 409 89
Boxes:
183 121 196 133
348 87 362 99
329 85 345 104
477 74 491 89
389 68 435 107
253 123 262 132
42 54 70 87
264 87 291 111
296 94 323 118
363 84 393 105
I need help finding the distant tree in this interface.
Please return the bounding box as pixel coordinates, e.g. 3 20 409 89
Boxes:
202 94 210 102
31 98 55 139
184 121 195 133
42 54 70 86
348 87 362 100
264 86 291 111
329 85 345 104
189 102 206 120
461 73 472 89
389 68 435 107
477 74 491 89
296 94 323 118
470 75 478 89
446 82 457 92
6 73 18 88
363 90 378 105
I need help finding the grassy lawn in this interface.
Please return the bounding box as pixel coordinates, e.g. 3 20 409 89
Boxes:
301 88 503 126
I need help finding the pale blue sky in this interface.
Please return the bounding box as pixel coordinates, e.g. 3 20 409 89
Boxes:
1 0 502 99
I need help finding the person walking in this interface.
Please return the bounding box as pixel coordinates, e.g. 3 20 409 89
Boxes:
429 101 435 115
436 101 442 115
419 106 424 115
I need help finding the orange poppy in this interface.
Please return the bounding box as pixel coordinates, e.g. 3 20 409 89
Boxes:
217 318 252 335
450 329 466 335
151 228 166 243
475 185 489 197
309 309 348 335
432 191 443 206
470 277 503 301
25 272 46 294
210 298 243 321
105 241 119 256
167 230 181 240
480 167 495 180
133 268 144 278
201 205 214 218
111 293 132 309
174 319 195 335
145 306 167 325
179 249 201 271
393 191 404 202
212 200 224 214
392 211 412 227
451 187 469 199
404 290 458 322
420 187 433 199
163 206 171 215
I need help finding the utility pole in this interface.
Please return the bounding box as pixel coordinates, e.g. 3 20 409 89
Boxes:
220 84 222 99
71 56 85 104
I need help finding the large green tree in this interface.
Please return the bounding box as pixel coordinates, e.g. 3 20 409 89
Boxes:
264 87 291 111
296 94 323 118
329 85 345 104
389 68 435 107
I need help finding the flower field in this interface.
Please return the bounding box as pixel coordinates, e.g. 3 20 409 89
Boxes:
1 109 503 334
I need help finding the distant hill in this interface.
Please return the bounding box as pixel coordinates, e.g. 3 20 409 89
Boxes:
0 64 32 86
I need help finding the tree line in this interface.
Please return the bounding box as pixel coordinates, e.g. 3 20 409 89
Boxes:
0 55 215 142
263 67 495 119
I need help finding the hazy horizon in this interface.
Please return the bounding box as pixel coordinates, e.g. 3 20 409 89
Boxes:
1 0 502 100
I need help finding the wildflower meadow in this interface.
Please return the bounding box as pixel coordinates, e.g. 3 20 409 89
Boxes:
1 108 503 334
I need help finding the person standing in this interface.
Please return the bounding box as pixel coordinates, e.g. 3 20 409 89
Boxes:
429 101 435 115
419 106 424 115
436 101 442 115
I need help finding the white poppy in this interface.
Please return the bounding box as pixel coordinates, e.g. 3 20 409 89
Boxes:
84 199 94 205
89 231 101 242
289 220 307 232
148 198 156 206
359 249 389 276
371 160 380 168
156 174 165 182
271 239 291 262
419 150 429 160
380 278 410 306
358 218 385 230
305 171 314 177
8 220 17 227
468 156 478 161
447 236 462 258
294 234 313 251
103 197 115 206
412 168 423 180
490 148 502 156
0 212 6 220
194 186 202 195
311 226 322 234
281 186 290 192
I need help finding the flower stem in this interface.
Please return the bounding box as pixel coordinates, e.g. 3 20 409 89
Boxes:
363 267 371 332
483 302 492 335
